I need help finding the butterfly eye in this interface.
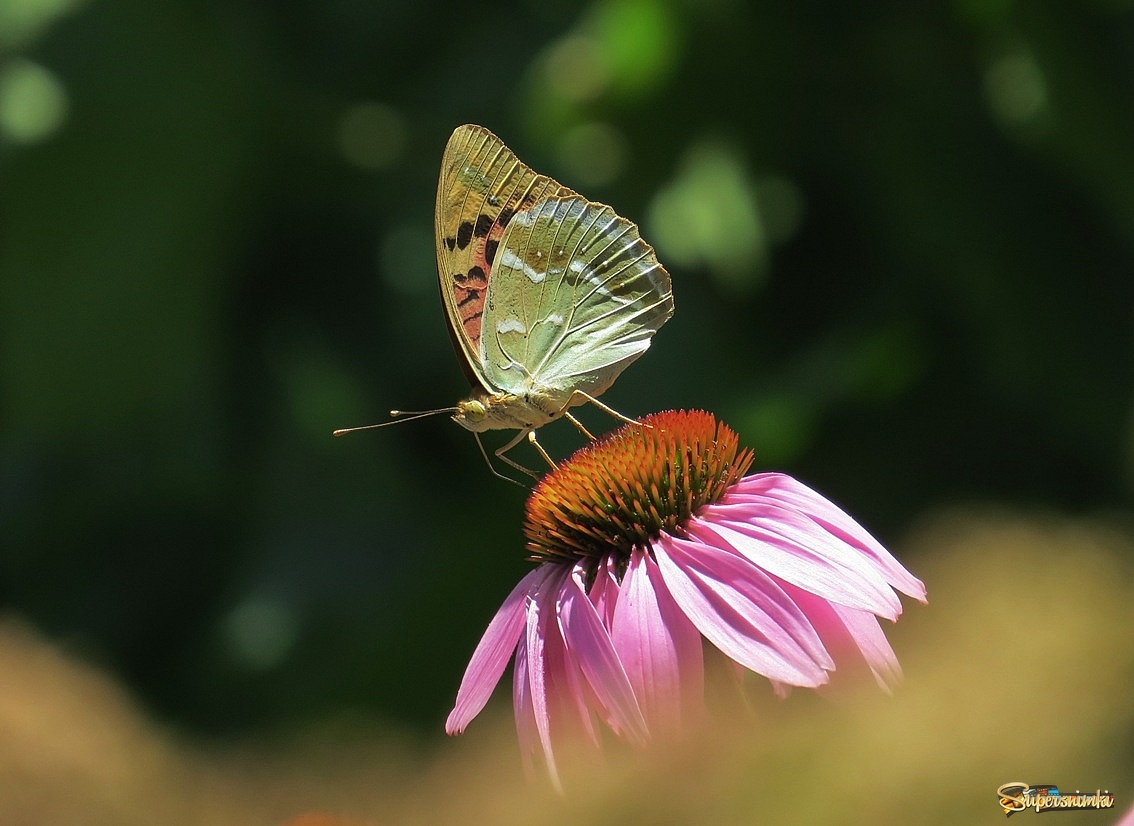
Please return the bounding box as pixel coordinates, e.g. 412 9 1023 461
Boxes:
460 399 488 421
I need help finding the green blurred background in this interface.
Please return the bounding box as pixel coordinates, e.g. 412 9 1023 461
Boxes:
2 0 1132 745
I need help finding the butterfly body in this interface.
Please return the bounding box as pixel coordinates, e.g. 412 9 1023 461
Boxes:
452 388 568 434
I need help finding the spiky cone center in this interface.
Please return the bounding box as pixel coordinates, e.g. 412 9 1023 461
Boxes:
524 410 753 567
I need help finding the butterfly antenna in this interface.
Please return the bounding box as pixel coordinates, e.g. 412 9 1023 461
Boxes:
332 407 458 436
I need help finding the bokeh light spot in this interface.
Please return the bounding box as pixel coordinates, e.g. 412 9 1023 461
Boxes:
589 0 678 96
0 0 87 48
0 59 68 144
555 121 627 187
524 0 680 129
754 174 805 246
984 51 1047 126
336 102 407 171
650 139 795 292
278 343 364 442
542 35 609 103
732 392 816 466
224 594 298 672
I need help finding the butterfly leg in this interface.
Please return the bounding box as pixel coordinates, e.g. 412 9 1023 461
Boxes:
492 428 549 480
526 430 557 468
562 389 646 427
472 432 528 487
563 412 596 441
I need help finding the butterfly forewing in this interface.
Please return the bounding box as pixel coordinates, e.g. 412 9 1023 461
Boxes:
481 195 673 401
435 125 577 389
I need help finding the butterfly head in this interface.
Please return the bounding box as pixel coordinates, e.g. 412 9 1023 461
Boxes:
452 398 490 432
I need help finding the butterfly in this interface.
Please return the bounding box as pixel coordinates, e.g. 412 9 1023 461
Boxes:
338 124 673 476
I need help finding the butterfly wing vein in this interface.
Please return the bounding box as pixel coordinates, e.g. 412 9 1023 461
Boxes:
482 195 673 401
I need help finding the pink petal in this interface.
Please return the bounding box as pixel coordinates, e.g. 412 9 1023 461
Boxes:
831 603 902 691
518 570 610 790
512 632 539 780
1113 801 1134 825
612 547 705 734
524 575 560 787
540 585 606 779
543 570 605 752
729 474 927 602
769 681 793 699
653 532 832 687
783 582 903 692
588 556 620 628
689 508 902 619
557 633 603 750
447 565 553 734
558 565 649 745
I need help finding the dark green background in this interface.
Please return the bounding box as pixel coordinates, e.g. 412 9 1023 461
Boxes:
2 0 1131 738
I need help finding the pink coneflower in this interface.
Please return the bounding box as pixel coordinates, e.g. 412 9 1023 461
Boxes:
446 410 926 785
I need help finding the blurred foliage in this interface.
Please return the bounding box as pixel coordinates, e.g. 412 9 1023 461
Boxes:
1 0 1133 751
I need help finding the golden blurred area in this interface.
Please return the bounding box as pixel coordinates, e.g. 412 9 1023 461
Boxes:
1 509 1129 825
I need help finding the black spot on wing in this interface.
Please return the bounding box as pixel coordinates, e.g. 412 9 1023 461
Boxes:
444 236 456 252
456 221 474 250
474 213 493 238
452 268 483 307
485 239 499 266
496 207 515 228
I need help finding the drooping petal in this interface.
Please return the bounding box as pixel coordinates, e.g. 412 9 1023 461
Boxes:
830 603 902 691
543 569 605 752
555 628 603 750
727 473 927 602
512 630 539 781
588 555 620 629
652 532 832 687
611 547 704 734
558 564 649 745
447 565 553 734
769 680 793 699
524 575 560 787
516 567 608 791
780 581 904 692
688 508 902 619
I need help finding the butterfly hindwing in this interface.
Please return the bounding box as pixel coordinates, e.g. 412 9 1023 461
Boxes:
481 195 673 402
435 125 577 390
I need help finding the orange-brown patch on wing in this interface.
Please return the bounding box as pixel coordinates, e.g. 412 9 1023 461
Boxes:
435 125 577 386
453 208 516 349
